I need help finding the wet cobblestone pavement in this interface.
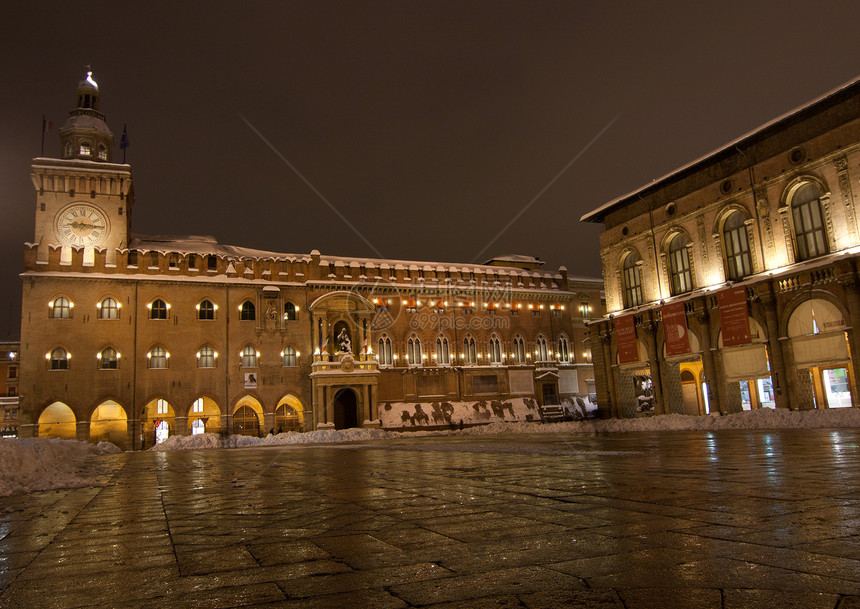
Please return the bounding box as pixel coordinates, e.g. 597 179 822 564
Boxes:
1 429 860 608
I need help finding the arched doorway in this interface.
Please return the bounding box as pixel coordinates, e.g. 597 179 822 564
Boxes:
680 370 700 415
38 402 76 440
188 397 221 435
333 388 359 429
275 395 304 433
90 400 128 449
233 396 262 436
142 398 175 447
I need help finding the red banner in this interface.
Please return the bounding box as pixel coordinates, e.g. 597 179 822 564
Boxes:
718 286 751 346
662 302 691 357
616 314 639 363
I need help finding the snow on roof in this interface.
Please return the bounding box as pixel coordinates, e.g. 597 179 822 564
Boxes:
581 75 860 223
130 235 547 274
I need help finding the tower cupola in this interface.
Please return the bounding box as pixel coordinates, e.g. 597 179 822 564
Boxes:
58 69 114 162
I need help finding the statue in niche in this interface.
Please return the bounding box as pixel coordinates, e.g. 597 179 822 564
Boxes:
337 327 352 353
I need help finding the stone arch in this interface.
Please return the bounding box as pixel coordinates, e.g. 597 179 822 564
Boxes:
275 394 304 433
659 225 693 252
713 202 753 234
233 395 263 436
37 401 77 440
89 400 128 449
778 173 831 208
188 396 222 435
332 388 359 430
142 397 176 447
782 292 848 338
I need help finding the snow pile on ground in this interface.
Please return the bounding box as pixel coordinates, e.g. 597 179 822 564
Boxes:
378 398 541 428
0 437 120 497
151 407 860 452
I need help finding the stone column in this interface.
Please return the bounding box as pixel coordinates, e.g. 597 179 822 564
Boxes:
126 419 137 451
221 414 231 436
642 319 665 415
263 412 275 434
759 282 790 410
174 416 189 435
362 384 370 424
693 303 723 414
76 420 90 442
840 274 860 407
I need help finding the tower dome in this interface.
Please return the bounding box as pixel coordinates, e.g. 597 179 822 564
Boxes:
58 69 114 162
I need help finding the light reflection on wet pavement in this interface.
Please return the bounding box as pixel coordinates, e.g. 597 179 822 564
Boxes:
1 429 859 608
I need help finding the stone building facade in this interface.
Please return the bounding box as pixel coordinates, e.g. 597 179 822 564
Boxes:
582 78 860 418
17 72 602 449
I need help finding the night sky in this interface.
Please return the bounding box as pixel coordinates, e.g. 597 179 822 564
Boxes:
1 2 858 339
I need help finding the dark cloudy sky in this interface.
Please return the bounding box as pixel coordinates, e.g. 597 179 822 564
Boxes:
1 2 858 338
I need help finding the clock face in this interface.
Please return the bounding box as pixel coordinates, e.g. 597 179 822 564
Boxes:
56 204 109 247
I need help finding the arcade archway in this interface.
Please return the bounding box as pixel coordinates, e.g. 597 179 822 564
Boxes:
38 402 76 440
90 400 128 449
142 398 175 446
275 395 304 433
233 396 262 436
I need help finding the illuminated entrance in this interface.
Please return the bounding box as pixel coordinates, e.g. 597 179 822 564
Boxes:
275 395 304 433
233 396 262 436
90 400 128 449
189 397 221 434
142 398 175 446
38 401 76 440
333 388 358 429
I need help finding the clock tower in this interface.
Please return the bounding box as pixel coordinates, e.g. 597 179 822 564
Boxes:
31 70 134 265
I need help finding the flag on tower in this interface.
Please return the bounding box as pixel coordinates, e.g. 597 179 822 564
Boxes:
40 115 53 156
320 334 329 355
120 124 129 163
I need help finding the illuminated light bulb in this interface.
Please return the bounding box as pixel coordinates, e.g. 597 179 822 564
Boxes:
195 303 200 310
213 352 218 358
295 351 300 357
196 352 201 358
66 353 71 360
45 353 50 360
116 352 121 359
96 302 102 309
97 352 102 359
213 304 217 310
147 352 152 358
69 302 74 308
117 303 122 309
294 305 300 312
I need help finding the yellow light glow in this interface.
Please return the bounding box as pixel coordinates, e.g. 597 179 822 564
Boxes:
45 353 50 359
295 351 300 357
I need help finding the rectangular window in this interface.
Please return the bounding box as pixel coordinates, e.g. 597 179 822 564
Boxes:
473 375 500 394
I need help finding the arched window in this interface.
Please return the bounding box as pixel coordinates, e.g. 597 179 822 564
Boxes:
240 300 255 321
622 252 643 308
51 297 72 319
49 347 69 370
722 211 752 280
192 398 204 413
407 335 422 365
377 336 393 366
667 233 693 295
435 336 450 365
791 182 828 261
197 299 216 320
283 302 298 321
197 345 216 368
557 336 570 363
79 142 92 156
241 346 259 368
463 335 477 365
97 144 107 161
98 347 118 369
536 336 549 362
98 297 119 320
512 335 526 364
282 346 297 367
149 299 168 320
148 346 168 369
488 335 502 364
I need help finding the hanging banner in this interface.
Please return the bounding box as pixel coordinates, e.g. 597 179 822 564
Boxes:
718 286 751 347
662 302 691 356
616 314 639 363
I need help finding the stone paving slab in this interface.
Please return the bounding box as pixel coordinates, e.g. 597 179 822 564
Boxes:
2 429 860 608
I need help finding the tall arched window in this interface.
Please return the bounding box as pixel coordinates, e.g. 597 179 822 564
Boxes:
283 302 298 321
197 345 216 368
667 233 693 295
49 347 69 370
51 297 72 319
722 211 752 280
148 346 168 369
240 301 256 321
463 335 477 365
512 335 526 364
407 335 422 365
282 346 297 367
377 336 393 366
535 336 549 362
488 335 502 364
621 252 643 308
435 336 450 365
197 299 216 320
149 299 168 320
98 297 119 320
557 336 570 363
241 346 258 368
791 182 828 261
98 347 118 369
